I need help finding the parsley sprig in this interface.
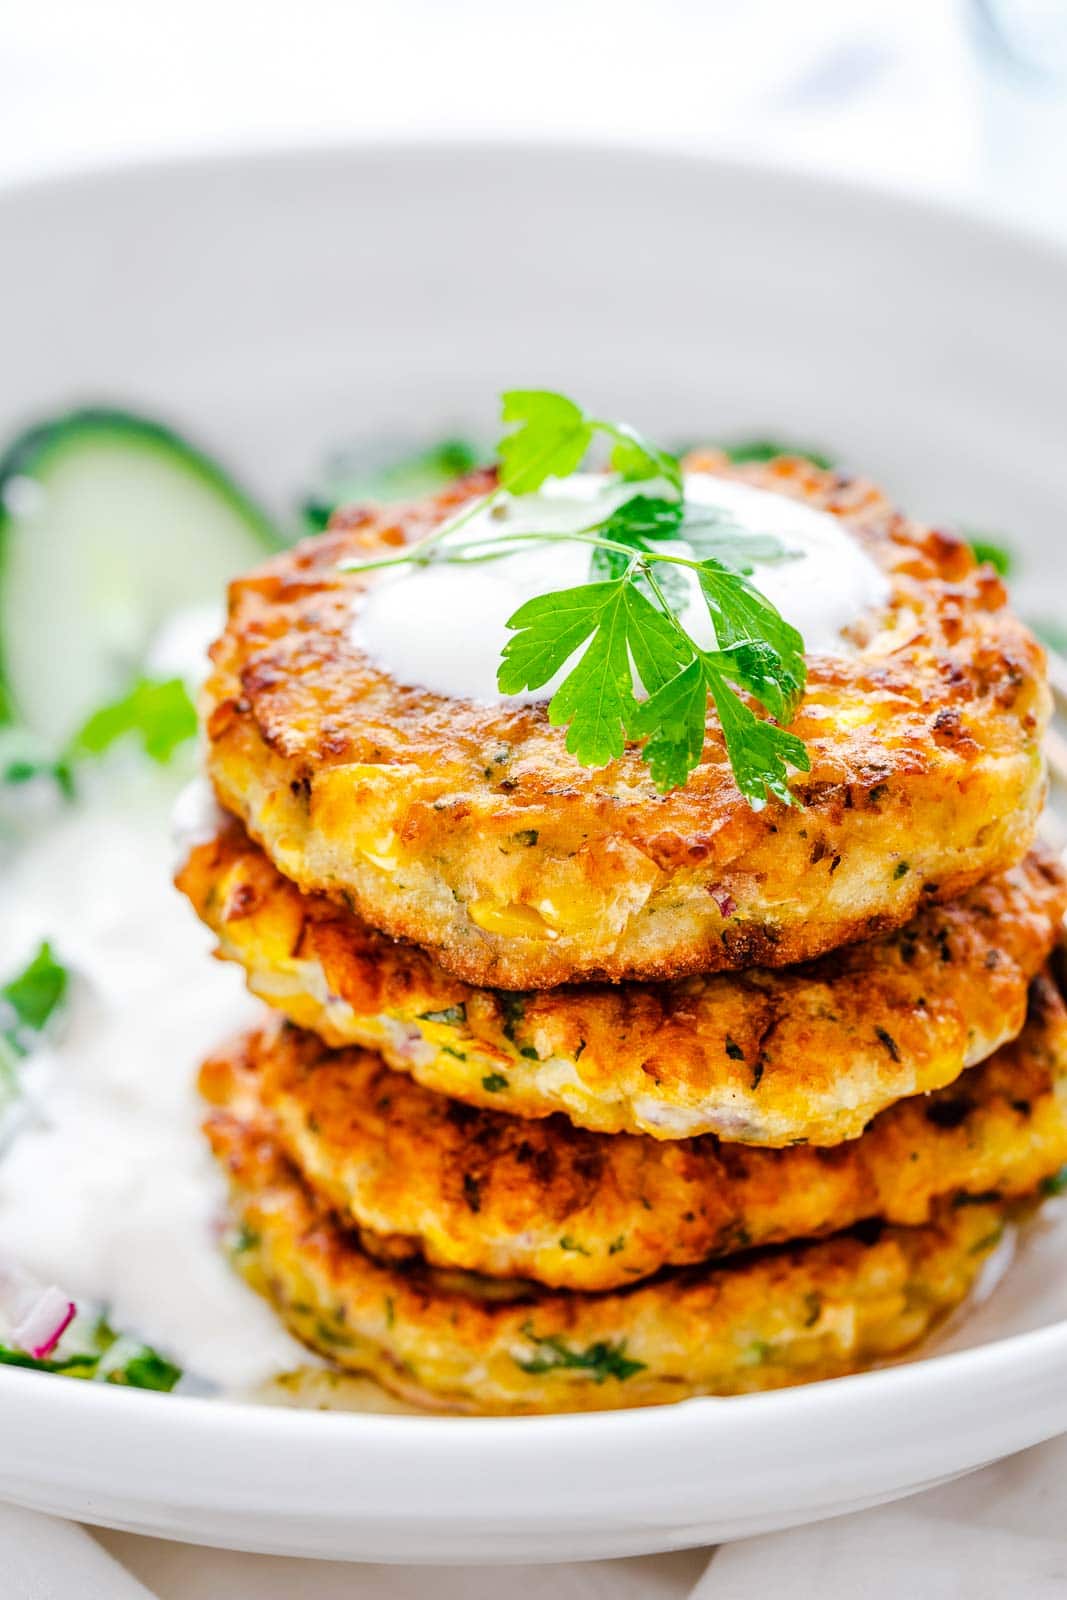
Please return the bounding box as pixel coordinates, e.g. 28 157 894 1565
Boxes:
342 391 811 803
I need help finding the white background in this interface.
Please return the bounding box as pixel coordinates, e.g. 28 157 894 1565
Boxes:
1 0 1061 233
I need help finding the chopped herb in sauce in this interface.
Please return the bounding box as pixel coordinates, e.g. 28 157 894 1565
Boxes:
0 1315 181 1392
419 1005 466 1026
514 1326 646 1383
497 993 527 1043
1 941 70 1104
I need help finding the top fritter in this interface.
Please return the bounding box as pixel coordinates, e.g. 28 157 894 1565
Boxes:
203 451 1049 989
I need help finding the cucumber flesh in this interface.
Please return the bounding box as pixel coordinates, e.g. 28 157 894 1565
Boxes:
0 410 282 742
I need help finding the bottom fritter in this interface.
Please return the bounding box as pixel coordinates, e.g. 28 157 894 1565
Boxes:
205 1109 1013 1414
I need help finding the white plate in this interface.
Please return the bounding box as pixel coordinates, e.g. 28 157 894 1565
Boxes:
1 142 1067 1564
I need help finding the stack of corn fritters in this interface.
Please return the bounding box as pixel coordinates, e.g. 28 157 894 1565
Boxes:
179 455 1067 1414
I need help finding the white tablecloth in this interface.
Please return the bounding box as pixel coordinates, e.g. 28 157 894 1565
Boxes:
3 1431 1066 1596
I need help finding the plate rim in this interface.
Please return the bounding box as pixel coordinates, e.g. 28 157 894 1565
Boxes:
1 131 1066 273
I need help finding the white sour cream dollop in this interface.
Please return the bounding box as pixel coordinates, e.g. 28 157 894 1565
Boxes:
350 472 888 703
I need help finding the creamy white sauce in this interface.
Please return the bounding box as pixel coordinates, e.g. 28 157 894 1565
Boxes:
144 600 225 690
0 769 306 1390
171 775 228 869
351 472 889 704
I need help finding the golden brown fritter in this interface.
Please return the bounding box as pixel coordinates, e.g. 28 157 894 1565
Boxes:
200 975 1067 1292
206 1106 1013 1414
201 457 1049 989
178 819 1067 1144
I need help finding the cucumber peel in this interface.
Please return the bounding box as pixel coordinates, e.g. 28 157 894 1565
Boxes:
0 408 282 741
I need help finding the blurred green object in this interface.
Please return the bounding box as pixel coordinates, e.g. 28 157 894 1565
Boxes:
301 436 483 531
2 940 68 1037
1031 617 1067 656
0 726 74 795
68 676 197 766
722 438 835 470
964 533 1015 577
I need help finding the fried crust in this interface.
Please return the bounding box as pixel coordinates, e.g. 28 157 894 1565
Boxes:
201 457 1049 988
205 1106 1011 1414
200 975 1067 1292
179 820 1067 1144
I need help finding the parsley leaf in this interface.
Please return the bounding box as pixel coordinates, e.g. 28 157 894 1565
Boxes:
345 389 814 804
0 941 69 1109
707 679 809 808
525 583 635 767
589 495 685 581
102 1343 182 1391
498 392 682 496
498 582 622 697
629 645 809 801
698 560 804 696
2 941 68 1036
500 580 687 769
629 657 708 793
498 391 593 494
501 562 809 802
69 676 197 764
682 508 790 567
601 422 683 493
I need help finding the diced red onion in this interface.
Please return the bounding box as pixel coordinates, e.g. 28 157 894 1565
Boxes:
11 1285 76 1359
709 886 737 917
382 1019 436 1068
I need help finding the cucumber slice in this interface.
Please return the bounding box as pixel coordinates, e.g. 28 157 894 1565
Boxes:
0 409 282 741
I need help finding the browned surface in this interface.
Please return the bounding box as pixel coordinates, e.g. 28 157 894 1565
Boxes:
205 1104 1011 1414
202 456 1049 987
200 975 1067 1292
179 823 1067 1144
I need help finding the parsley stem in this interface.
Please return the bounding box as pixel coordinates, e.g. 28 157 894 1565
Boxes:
334 387 809 802
393 486 503 564
342 528 723 579
640 562 692 635
340 548 443 576
440 530 713 576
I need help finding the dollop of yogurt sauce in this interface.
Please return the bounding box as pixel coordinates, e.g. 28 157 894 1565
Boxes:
351 472 889 703
0 780 307 1391
0 597 309 1393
